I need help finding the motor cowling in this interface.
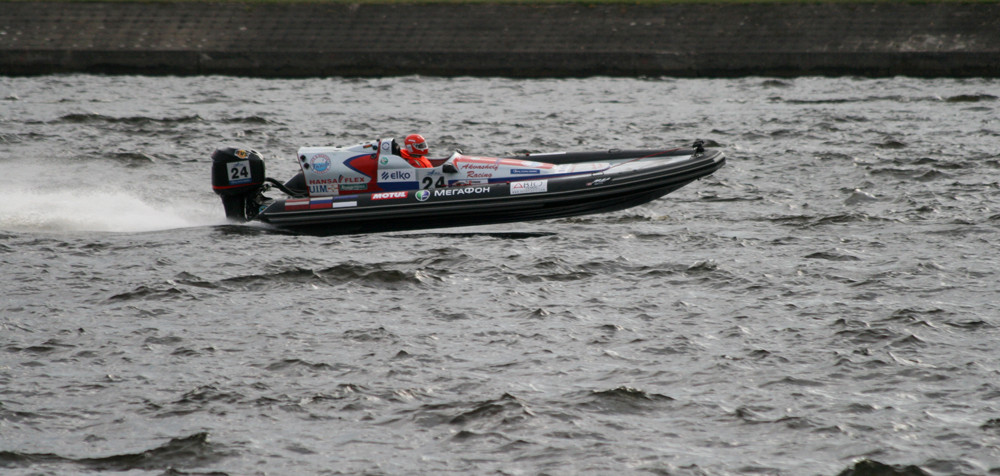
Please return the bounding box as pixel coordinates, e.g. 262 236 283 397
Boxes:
211 147 266 221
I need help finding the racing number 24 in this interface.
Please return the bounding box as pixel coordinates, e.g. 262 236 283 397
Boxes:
228 160 251 184
422 176 446 189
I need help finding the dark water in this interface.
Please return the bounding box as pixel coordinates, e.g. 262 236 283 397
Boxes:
2 74 999 475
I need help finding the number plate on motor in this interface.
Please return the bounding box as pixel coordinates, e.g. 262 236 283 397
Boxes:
228 160 252 184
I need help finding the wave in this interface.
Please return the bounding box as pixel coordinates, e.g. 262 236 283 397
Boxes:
569 386 674 415
48 113 204 125
776 93 996 105
836 458 930 476
219 115 274 125
945 93 998 103
0 432 231 472
106 257 473 303
764 212 897 228
393 393 535 431
216 261 442 291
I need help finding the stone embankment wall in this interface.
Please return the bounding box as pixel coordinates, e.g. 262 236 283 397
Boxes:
1 1 998 77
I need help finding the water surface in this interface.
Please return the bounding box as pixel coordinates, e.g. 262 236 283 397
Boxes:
1 75 999 475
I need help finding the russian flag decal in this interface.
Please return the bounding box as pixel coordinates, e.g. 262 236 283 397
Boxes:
310 197 334 209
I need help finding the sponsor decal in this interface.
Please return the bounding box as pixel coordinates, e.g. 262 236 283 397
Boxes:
372 191 408 200
380 170 413 181
415 190 431 202
308 175 363 193
235 149 249 159
510 180 548 195
310 154 332 173
455 157 554 180
382 142 390 151
433 186 490 198
309 178 338 185
588 177 612 186
333 201 358 208
309 175 366 185
380 156 389 165
457 157 501 172
337 174 366 184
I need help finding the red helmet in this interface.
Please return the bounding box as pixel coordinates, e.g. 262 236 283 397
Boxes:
403 134 429 157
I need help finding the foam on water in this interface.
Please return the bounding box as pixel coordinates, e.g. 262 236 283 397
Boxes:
0 185 221 233
0 156 223 233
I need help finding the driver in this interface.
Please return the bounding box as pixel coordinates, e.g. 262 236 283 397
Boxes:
400 134 432 168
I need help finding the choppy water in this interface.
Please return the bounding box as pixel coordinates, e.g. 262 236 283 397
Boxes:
1 74 999 476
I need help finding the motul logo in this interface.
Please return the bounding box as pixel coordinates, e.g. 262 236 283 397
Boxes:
372 191 408 200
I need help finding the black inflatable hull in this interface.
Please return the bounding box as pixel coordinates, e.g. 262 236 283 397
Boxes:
253 148 724 235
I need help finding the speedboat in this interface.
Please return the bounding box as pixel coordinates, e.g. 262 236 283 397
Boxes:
210 138 724 235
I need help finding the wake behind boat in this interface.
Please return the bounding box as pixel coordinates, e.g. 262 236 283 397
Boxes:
210 137 724 235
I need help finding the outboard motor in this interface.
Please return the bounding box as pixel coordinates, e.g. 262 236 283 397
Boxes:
211 147 266 222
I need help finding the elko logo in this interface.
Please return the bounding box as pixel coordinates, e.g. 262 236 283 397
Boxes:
415 190 431 202
381 170 413 181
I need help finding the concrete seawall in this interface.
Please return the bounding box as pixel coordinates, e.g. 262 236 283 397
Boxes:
2 1 999 77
